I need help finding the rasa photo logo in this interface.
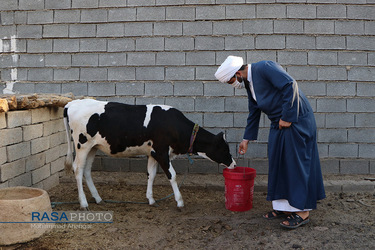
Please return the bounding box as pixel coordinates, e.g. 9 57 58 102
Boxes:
30 211 113 230
31 211 113 224
0 211 113 230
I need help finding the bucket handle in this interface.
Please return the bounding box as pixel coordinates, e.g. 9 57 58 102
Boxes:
238 152 246 173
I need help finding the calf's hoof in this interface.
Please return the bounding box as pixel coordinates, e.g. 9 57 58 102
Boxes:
148 198 156 206
177 201 184 208
80 206 89 211
97 200 105 205
176 206 185 212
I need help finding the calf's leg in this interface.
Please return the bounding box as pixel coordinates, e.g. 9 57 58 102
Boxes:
83 148 102 204
168 162 184 208
152 150 184 208
73 151 90 210
146 156 158 205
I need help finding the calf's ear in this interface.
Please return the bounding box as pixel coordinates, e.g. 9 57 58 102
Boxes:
215 132 225 141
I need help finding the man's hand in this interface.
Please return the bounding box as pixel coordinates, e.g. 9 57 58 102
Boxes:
279 119 292 130
239 139 249 155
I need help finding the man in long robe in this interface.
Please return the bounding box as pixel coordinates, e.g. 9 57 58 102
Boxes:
215 56 326 229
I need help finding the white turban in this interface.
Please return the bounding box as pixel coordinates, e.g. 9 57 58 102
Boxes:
215 56 244 83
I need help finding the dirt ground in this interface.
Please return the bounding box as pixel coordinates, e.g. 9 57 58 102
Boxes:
5 172 375 249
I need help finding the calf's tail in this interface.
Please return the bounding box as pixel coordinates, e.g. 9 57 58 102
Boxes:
63 107 74 174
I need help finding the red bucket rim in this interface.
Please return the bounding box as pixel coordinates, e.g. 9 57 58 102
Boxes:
223 166 256 179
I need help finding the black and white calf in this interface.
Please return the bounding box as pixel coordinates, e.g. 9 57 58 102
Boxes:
64 99 236 210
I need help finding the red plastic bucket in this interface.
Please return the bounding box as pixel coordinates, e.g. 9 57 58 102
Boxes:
223 167 256 212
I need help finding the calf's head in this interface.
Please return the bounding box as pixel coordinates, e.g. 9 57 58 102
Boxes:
199 132 236 169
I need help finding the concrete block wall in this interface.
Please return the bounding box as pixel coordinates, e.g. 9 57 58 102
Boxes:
0 107 66 190
0 0 374 175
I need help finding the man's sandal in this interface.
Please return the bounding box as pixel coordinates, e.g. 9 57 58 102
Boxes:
280 212 310 229
263 210 288 220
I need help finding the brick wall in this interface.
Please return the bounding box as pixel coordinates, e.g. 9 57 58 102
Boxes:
0 107 66 190
0 1 374 176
